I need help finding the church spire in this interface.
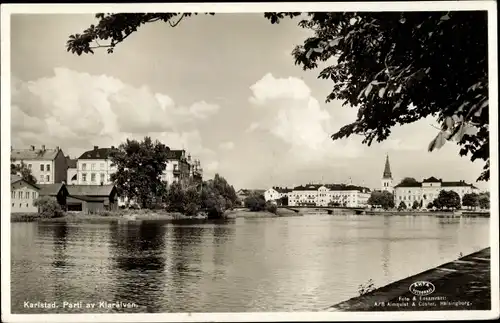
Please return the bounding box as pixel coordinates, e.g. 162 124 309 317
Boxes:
383 154 392 179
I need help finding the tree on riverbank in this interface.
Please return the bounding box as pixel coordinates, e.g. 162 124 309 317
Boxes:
398 201 407 211
412 200 420 210
110 136 170 209
478 192 490 210
11 162 37 185
432 190 461 210
367 191 395 210
462 193 479 210
67 11 489 181
197 174 238 218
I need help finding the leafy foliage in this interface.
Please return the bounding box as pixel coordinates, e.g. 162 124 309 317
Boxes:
412 200 420 209
110 136 170 209
398 177 419 186
244 193 267 212
478 192 490 209
34 196 65 218
398 201 407 210
461 192 479 209
11 162 37 185
432 190 461 210
199 174 238 218
67 12 489 181
367 191 395 209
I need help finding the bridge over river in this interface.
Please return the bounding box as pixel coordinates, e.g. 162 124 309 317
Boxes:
279 206 368 215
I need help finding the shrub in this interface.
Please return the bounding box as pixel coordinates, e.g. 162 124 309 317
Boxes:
244 194 266 211
34 197 65 218
266 203 277 214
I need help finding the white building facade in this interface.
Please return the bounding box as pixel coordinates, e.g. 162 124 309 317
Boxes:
76 146 117 185
11 145 68 184
394 177 480 209
11 175 39 213
287 184 371 208
264 187 292 202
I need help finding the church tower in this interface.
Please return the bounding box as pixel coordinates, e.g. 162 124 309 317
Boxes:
381 154 394 193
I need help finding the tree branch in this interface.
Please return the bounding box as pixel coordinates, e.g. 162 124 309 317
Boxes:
169 14 186 27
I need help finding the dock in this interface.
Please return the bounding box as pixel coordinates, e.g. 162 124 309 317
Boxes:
328 248 491 311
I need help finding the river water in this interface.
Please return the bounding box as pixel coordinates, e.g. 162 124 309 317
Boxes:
11 213 489 313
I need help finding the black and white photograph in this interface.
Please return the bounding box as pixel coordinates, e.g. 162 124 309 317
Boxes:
1 2 498 322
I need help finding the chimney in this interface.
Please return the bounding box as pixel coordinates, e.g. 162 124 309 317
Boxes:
111 146 115 150
94 146 98 151
56 146 60 151
30 145 35 151
41 145 46 151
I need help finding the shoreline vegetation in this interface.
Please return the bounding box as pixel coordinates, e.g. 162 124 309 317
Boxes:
11 207 303 223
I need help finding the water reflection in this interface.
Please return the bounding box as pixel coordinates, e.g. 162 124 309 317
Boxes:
109 222 168 312
11 216 490 313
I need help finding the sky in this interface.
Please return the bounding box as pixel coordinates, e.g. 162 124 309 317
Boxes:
9 13 489 191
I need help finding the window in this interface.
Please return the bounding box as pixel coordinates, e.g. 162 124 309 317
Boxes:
28 164 32 169
91 163 95 170
11 191 15 199
40 164 44 171
91 173 96 182
18 191 23 199
47 164 50 171
100 163 105 170
40 175 44 182
82 173 87 182
46 175 50 182
82 163 87 171
100 173 105 183
19 203 22 208
26 203 28 207
12 203 14 207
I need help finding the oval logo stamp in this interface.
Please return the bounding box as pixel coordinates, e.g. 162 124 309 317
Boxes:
409 281 436 296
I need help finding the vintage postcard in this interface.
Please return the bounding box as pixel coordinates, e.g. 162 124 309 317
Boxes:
1 2 498 322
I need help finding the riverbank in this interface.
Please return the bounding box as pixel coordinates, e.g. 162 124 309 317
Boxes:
364 210 490 217
225 208 302 218
328 247 491 311
11 207 302 223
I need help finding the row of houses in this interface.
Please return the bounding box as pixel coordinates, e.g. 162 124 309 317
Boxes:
11 174 118 214
11 144 204 208
11 145 203 187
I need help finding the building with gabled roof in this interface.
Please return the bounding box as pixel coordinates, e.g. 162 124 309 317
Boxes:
11 175 40 213
37 183 69 209
66 184 118 213
11 145 68 184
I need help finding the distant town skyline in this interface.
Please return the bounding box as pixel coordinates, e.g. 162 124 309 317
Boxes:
9 13 489 191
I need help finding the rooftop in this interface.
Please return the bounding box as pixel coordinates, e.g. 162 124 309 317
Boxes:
395 178 477 188
11 146 61 161
38 183 67 196
67 184 116 197
78 146 116 160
